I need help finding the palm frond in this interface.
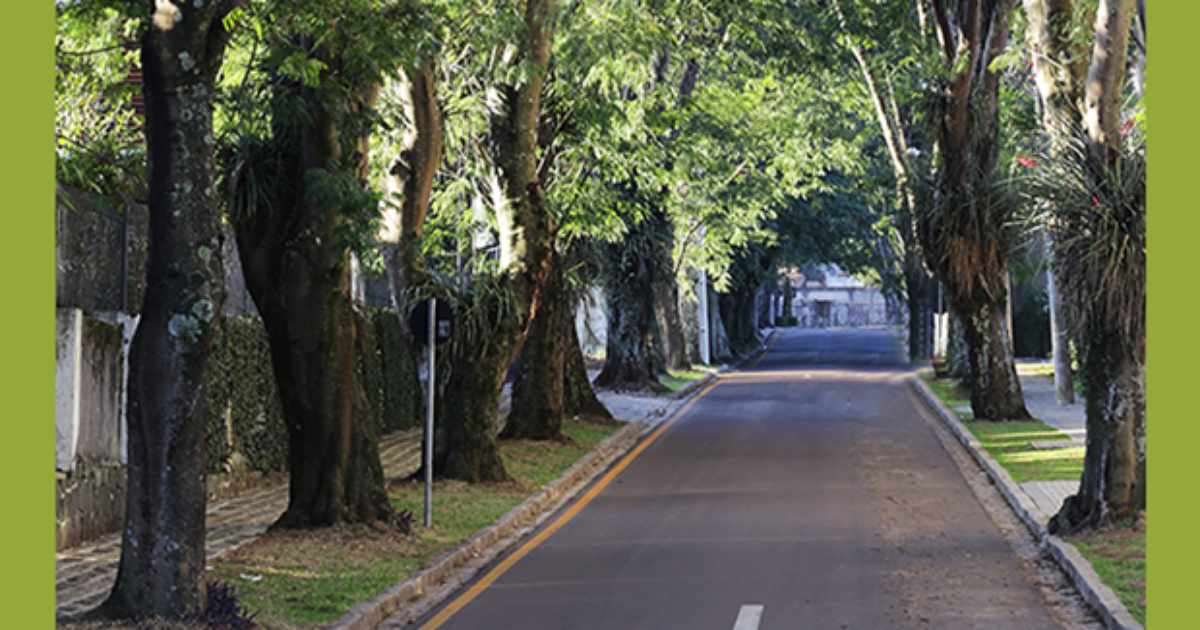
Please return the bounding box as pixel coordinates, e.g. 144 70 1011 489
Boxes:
1026 123 1146 349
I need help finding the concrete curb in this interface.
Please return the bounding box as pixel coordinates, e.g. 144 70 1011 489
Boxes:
326 419 646 630
909 374 1143 630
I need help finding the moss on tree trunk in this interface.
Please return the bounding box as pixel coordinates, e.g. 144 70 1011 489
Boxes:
95 2 238 620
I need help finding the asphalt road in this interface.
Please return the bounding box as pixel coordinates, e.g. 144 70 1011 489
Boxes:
405 327 1067 630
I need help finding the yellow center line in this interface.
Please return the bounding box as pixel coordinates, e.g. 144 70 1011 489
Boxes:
418 331 780 629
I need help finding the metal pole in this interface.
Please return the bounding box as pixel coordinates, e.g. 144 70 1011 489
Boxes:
424 298 436 528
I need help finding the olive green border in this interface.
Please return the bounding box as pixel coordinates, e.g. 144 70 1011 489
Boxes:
1148 3 1189 627
25 2 1180 628
3 2 56 628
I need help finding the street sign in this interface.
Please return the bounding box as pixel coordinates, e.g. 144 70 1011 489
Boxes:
409 298 454 346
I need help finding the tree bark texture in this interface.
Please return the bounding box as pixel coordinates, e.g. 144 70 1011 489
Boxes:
1023 0 1088 404
1048 0 1145 532
563 300 614 422
1050 326 1144 533
923 0 1028 420
957 298 1032 421
905 260 932 361
1046 253 1075 404
595 205 668 392
232 47 392 528
381 62 443 300
503 248 567 441
97 1 240 620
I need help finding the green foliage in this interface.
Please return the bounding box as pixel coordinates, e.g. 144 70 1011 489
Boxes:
1026 123 1146 351
204 314 288 474
362 307 423 434
55 3 146 207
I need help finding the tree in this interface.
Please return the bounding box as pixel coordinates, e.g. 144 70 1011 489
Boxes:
223 0 410 527
1022 0 1091 405
830 0 936 362
83 0 244 620
1027 0 1145 534
428 0 559 479
919 0 1032 422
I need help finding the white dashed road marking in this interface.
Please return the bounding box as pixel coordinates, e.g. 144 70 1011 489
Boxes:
733 604 764 630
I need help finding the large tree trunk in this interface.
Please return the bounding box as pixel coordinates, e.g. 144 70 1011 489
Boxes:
957 297 1032 421
655 220 690 372
96 2 238 620
381 62 442 300
434 0 557 479
923 0 1028 417
435 315 516 481
1050 327 1144 534
904 260 932 362
502 249 567 441
233 44 393 528
1048 0 1145 533
595 205 668 392
378 63 442 475
1023 0 1089 405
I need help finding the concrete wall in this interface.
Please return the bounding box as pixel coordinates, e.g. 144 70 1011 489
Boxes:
56 308 136 550
793 286 893 328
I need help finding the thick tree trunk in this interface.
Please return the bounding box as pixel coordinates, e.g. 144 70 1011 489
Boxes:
378 63 442 474
95 2 237 620
233 46 393 528
595 207 668 392
1050 327 1144 534
905 260 931 362
654 217 690 372
502 249 567 441
381 62 442 299
956 298 1032 421
436 326 514 481
1049 0 1144 532
923 0 1024 417
432 0 557 479
251 252 391 528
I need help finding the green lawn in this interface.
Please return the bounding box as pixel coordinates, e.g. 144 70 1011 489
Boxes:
658 369 711 395
1070 523 1147 626
207 416 620 629
963 420 1083 482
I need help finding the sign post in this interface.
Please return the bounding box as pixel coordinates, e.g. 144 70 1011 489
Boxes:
424 298 435 528
409 298 454 529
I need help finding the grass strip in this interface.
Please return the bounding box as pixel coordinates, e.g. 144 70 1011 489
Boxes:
920 373 1081 483
963 420 1083 483
206 417 620 629
658 369 710 395
1069 524 1147 626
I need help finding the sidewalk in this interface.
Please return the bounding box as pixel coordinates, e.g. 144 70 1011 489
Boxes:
54 374 708 621
1014 371 1086 523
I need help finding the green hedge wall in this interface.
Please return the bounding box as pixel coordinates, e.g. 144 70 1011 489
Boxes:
204 308 422 474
